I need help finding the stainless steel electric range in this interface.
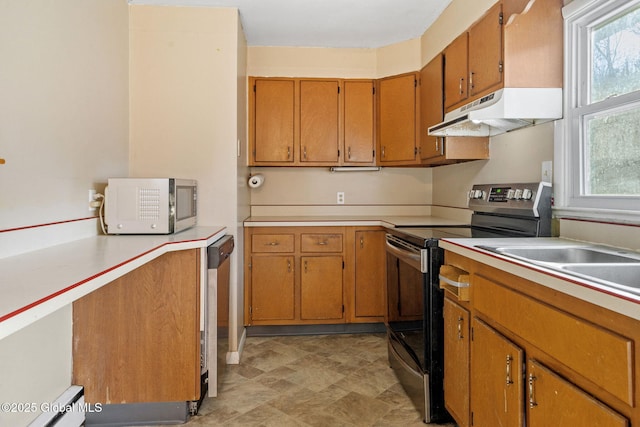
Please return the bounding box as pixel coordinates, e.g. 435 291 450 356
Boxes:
385 182 552 423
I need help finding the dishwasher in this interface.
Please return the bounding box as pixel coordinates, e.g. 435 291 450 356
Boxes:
206 235 234 398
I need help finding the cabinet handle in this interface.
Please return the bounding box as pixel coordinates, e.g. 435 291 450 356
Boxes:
304 260 308 273
470 71 475 91
457 316 464 339
287 260 292 273
348 146 352 160
303 146 307 160
318 241 328 245
506 355 514 385
360 237 364 248
382 146 386 158
459 77 465 95
435 138 439 152
287 146 291 159
268 241 279 246
528 373 538 408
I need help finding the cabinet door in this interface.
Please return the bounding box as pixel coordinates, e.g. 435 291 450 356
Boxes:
443 298 470 427
300 256 344 320
527 359 628 427
420 54 445 160
469 2 503 97
344 80 375 164
354 230 386 319
443 32 469 110
300 80 340 163
471 318 524 427
378 73 418 163
252 79 295 163
250 255 295 321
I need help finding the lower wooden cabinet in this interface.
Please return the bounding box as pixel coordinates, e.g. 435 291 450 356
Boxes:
527 359 628 427
73 249 201 404
442 251 636 426
353 230 386 320
250 255 295 321
245 226 386 326
443 298 470 427
301 255 344 320
470 318 524 427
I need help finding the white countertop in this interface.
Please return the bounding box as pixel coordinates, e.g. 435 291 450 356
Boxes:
244 215 470 228
440 237 640 321
0 226 226 340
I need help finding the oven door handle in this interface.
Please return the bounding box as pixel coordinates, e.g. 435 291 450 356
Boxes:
385 235 424 272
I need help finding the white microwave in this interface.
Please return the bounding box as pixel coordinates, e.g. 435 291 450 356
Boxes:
105 178 197 234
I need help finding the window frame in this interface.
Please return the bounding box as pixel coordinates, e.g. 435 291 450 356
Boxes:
556 0 640 223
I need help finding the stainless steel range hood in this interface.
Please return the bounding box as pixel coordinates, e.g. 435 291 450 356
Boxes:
428 88 562 137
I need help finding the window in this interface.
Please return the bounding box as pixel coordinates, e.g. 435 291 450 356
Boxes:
560 0 640 221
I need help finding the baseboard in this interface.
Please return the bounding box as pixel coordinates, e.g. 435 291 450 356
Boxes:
246 322 386 337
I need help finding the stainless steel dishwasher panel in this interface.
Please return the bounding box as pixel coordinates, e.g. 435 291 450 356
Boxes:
207 235 234 398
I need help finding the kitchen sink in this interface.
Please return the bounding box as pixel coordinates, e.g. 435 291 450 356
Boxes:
478 245 640 264
560 264 640 292
477 243 640 296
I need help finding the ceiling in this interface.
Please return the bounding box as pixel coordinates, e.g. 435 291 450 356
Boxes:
128 0 453 48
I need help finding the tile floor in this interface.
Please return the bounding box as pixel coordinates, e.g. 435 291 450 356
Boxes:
186 333 455 426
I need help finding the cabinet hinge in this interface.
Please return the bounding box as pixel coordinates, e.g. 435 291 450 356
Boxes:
342 305 345 313
372 87 376 95
499 12 504 25
253 84 256 92
338 149 340 157
414 146 418 155
338 86 341 94
471 411 474 426
342 260 345 269
414 79 418 88
471 326 474 341
372 149 375 158
248 262 252 270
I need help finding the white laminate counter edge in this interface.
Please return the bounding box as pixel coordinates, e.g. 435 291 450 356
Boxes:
440 238 640 321
0 226 226 340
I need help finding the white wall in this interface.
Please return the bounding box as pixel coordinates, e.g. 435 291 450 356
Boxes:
0 2 129 424
0 0 129 230
128 4 248 354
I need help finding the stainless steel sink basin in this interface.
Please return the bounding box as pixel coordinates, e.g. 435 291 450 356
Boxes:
561 264 640 292
478 245 640 264
477 243 640 296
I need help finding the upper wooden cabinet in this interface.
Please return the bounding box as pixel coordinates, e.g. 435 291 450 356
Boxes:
443 33 469 111
343 80 376 164
443 0 563 112
249 77 375 167
251 78 296 164
300 79 340 163
377 72 419 165
421 54 490 165
468 2 504 98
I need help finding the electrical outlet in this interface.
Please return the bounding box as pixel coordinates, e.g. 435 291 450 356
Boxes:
88 189 96 211
337 192 345 205
541 160 553 183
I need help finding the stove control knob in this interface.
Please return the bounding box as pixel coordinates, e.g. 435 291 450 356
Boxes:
468 189 484 199
506 189 516 199
522 188 533 200
514 189 523 199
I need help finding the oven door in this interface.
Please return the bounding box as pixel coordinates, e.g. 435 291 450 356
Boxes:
385 235 427 369
385 233 449 423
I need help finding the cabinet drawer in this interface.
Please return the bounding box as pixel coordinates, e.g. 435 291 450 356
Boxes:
474 274 634 406
251 234 295 253
301 233 343 252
